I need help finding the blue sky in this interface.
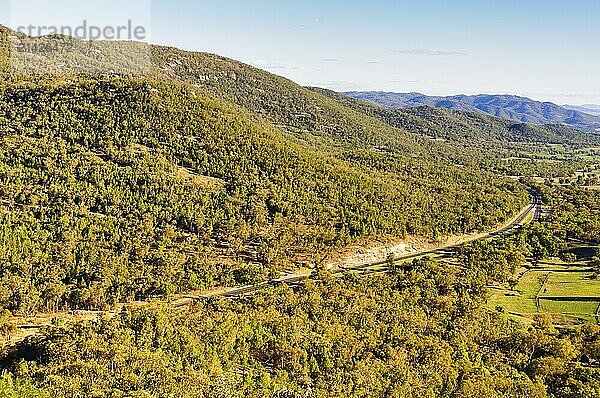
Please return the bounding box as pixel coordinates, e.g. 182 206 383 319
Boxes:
2 0 600 104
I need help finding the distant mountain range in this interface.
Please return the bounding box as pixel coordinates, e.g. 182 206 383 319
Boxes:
343 92 600 132
563 104 600 117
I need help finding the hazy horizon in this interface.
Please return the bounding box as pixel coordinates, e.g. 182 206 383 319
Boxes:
339 90 600 107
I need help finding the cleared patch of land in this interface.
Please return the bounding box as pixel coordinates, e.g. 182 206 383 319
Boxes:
488 257 600 325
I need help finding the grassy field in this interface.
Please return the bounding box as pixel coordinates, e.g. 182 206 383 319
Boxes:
488 259 600 326
541 270 600 297
513 144 600 161
342 241 600 326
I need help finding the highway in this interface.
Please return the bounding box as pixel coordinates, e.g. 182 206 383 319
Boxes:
11 194 543 341
180 194 542 302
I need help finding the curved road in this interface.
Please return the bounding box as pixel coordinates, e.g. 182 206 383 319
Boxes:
10 195 543 344
179 194 542 302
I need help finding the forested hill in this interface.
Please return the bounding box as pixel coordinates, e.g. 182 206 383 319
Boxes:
150 47 600 151
314 88 600 146
1 24 600 398
0 27 532 312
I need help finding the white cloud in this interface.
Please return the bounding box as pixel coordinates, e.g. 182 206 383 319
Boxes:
395 49 467 56
252 59 298 71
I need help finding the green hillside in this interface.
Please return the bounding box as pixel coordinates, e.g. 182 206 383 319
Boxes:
312 88 600 146
0 77 525 313
0 28 536 313
0 27 598 398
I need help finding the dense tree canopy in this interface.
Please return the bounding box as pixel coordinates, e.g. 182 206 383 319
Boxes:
0 77 527 313
0 26 598 398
